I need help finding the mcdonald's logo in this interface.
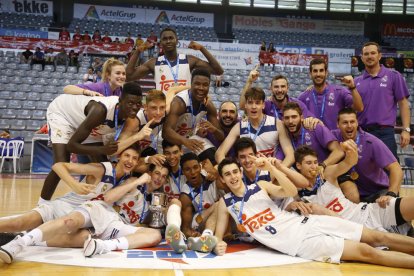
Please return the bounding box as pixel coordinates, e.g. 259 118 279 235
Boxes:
383 23 397 36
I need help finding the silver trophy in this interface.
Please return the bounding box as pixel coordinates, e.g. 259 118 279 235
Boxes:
149 192 167 229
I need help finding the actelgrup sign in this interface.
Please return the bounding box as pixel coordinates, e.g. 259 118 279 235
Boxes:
0 0 53 16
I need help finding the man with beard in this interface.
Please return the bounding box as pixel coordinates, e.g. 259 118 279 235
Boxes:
240 69 313 120
126 27 223 94
332 108 402 204
354 42 411 159
202 101 239 157
298 58 364 130
163 68 224 153
216 87 294 166
276 102 344 171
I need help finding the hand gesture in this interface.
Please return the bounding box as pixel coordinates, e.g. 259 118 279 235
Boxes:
103 141 119 155
375 195 393 208
248 64 260 83
341 75 355 90
71 182 96 195
184 138 204 153
188 41 203 51
137 119 154 140
83 90 103 97
303 117 322 130
287 201 313 216
214 240 227 256
148 154 167 167
249 154 272 171
341 139 358 165
138 173 152 185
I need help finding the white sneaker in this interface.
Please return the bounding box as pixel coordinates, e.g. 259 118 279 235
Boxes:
165 224 187 253
83 235 110 257
0 236 25 264
188 235 218 253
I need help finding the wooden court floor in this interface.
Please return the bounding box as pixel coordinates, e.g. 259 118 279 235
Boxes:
1 174 414 275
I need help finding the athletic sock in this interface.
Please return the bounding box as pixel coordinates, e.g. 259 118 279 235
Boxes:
22 229 43 246
201 229 213 237
104 237 129 251
166 204 182 228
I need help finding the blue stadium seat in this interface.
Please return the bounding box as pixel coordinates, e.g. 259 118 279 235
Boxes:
0 119 10 129
0 99 8 108
36 101 49 110
17 110 32 119
27 92 40 101
13 92 27 100
0 91 12 100
32 110 46 120
2 109 17 119
10 120 26 130
23 101 37 110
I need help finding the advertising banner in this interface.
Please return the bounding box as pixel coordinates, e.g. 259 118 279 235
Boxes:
311 47 355 63
258 51 327 66
0 28 48 39
0 0 53 16
382 23 414 37
73 4 214 27
233 15 364 35
0 36 133 55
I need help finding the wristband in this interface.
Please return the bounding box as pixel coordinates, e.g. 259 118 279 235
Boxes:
144 156 150 164
385 191 398 198
349 86 356 90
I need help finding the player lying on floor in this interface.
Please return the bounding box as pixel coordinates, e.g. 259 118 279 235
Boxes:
213 152 414 269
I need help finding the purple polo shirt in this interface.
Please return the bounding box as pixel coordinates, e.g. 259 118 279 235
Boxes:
76 81 122 97
354 65 409 127
263 96 314 119
276 124 336 162
298 83 353 130
332 129 397 197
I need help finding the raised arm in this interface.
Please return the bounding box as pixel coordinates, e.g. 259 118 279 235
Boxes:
341 76 364 112
187 41 224 75
126 50 155 82
239 65 259 110
52 162 104 194
215 123 240 164
103 173 151 205
162 97 188 146
255 157 298 198
206 101 225 142
277 119 295 167
63 85 102 97
324 140 358 185
324 140 345 166
114 118 152 155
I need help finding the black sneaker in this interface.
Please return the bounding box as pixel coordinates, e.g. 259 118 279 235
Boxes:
0 233 23 246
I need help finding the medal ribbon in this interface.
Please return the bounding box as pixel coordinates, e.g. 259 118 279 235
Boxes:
243 169 260 185
170 167 182 193
290 126 305 150
350 133 360 176
139 184 148 224
114 106 125 141
189 182 203 216
231 184 248 225
247 115 266 142
112 167 127 188
165 56 179 85
311 88 327 120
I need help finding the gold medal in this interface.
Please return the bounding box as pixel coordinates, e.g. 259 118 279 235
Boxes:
237 224 246 233
350 171 359 180
196 214 203 224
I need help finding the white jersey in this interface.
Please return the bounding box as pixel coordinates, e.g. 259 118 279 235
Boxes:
136 109 163 152
181 179 219 212
115 184 150 225
174 90 208 138
301 180 407 233
47 94 121 143
223 183 312 256
164 167 187 202
240 115 279 157
155 54 191 94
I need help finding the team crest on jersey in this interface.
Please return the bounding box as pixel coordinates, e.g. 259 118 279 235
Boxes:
328 93 335 106
305 132 312 146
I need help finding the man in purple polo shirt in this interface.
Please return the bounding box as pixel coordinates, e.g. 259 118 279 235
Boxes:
332 108 402 205
298 58 364 130
354 42 411 159
276 102 344 172
239 67 313 119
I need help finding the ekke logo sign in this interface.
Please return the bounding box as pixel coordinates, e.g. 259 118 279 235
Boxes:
12 0 51 14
